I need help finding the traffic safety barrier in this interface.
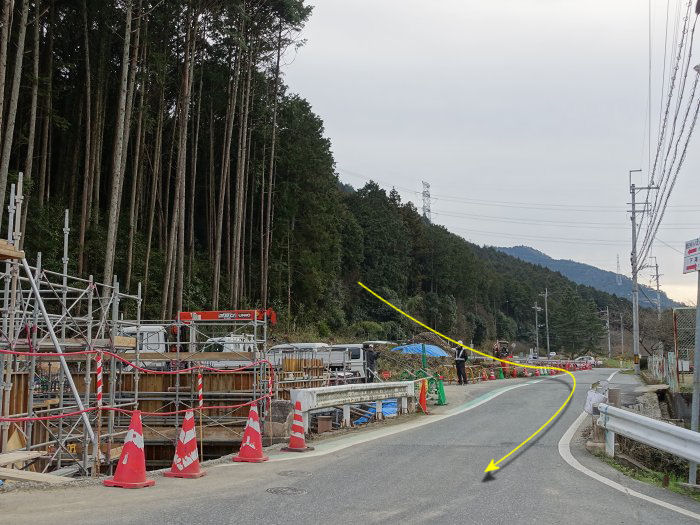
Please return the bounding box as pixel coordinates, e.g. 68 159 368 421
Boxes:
282 401 314 452
418 379 429 414
597 403 700 463
103 410 155 489
233 405 269 463
164 410 206 478
291 381 415 431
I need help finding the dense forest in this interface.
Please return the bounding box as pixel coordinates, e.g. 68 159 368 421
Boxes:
0 0 669 356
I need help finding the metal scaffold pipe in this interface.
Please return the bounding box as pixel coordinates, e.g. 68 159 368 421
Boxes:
20 257 97 447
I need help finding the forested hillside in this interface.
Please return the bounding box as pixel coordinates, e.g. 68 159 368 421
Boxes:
497 246 683 309
0 0 661 356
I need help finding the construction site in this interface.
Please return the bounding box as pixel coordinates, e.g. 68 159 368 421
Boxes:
0 177 332 482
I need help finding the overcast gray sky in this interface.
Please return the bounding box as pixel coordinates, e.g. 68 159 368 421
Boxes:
284 0 700 304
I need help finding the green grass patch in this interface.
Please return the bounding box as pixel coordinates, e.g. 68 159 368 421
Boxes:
593 451 700 503
602 358 633 369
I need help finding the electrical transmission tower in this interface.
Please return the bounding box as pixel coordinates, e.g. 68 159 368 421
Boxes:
422 181 431 223
616 255 622 286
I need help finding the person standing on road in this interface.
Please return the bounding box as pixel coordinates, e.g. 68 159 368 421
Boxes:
365 344 377 383
455 340 467 385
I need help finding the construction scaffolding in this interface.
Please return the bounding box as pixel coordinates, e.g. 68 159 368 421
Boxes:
0 174 275 477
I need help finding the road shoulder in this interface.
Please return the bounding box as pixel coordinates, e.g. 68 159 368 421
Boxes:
560 411 700 520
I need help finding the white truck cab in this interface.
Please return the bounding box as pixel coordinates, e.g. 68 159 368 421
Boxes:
119 325 169 369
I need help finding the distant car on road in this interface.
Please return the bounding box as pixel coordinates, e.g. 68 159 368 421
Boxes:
574 355 602 367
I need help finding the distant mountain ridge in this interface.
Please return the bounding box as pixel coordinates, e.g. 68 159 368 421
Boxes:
496 246 684 309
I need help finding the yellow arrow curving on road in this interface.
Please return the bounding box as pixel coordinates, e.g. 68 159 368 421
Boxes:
358 281 577 474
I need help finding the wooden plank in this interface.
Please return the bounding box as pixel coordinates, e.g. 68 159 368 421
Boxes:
13 336 137 352
0 239 24 261
0 466 72 484
0 451 46 466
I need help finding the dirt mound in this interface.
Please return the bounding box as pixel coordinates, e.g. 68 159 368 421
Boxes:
409 331 452 350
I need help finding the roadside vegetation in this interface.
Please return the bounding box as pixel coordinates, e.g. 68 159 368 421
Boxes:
594 451 700 503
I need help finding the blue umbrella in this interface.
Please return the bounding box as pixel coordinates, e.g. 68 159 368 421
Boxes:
390 343 450 358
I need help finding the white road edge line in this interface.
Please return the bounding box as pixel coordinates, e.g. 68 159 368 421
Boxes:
558 411 700 521
607 370 620 381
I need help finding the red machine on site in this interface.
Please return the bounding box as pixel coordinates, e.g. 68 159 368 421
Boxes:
492 340 513 359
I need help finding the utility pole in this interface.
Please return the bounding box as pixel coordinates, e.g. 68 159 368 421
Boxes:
629 169 657 373
620 312 624 355
616 255 622 286
651 256 662 320
684 236 700 484
606 306 612 359
539 288 550 356
533 303 542 354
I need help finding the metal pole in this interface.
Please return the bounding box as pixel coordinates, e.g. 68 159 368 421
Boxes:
20 258 96 445
135 282 141 407
25 254 41 450
0 184 15 451
655 259 662 320
540 289 550 356
533 303 539 353
108 276 118 474
631 181 640 373
607 306 612 359
689 271 700 485
620 313 624 355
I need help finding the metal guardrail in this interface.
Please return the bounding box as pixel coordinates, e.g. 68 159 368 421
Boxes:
596 403 700 463
291 381 415 431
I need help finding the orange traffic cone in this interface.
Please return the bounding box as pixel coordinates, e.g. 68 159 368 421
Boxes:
282 401 314 452
103 410 155 489
489 369 496 380
418 379 429 414
233 405 269 463
164 410 206 478
511 368 517 378
481 369 488 382
534 369 540 377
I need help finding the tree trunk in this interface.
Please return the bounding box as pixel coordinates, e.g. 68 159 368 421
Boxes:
125 36 148 292
187 68 202 286
212 48 241 309
19 0 41 250
0 0 29 214
90 31 108 226
77 0 92 274
37 1 54 208
162 7 195 318
207 103 215 261
102 0 133 289
143 85 164 300
231 49 253 308
0 0 13 165
262 23 282 309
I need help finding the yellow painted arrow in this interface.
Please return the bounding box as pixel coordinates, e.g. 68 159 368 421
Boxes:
358 281 577 474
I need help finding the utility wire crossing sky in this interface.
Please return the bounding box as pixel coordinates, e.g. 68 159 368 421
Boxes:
285 0 700 304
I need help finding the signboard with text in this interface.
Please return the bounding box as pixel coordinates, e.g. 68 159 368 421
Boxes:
684 237 700 274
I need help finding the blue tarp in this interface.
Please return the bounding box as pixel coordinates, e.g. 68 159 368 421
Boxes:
353 399 398 425
390 343 449 357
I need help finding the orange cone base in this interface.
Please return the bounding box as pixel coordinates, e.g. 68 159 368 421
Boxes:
163 469 207 479
281 445 315 453
233 455 269 463
103 477 155 489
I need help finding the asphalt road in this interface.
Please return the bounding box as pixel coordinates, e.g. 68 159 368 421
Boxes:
2 368 699 524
